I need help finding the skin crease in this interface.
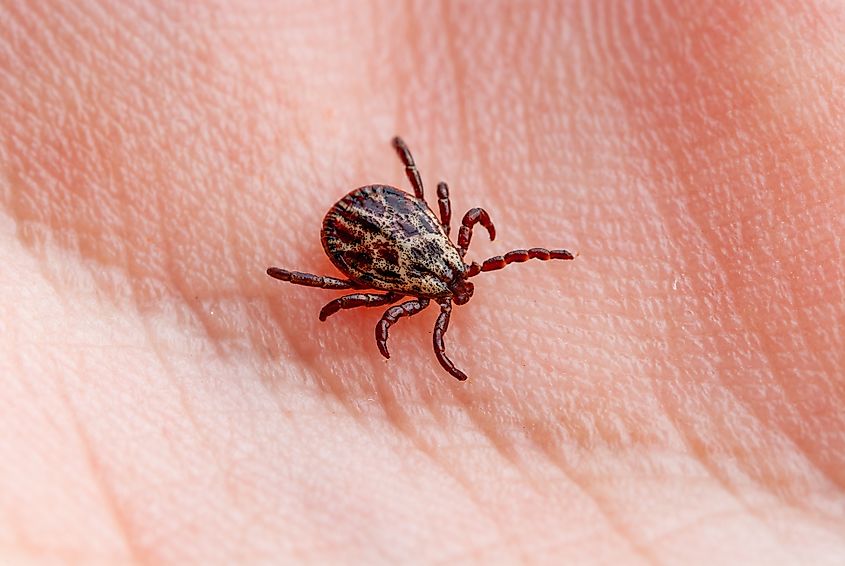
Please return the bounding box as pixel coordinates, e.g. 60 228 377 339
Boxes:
1 0 844 563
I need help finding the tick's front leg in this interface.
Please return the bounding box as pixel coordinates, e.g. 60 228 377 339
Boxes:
457 208 496 258
432 300 468 381
465 248 576 277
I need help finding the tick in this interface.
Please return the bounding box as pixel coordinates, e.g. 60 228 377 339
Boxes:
267 137 575 381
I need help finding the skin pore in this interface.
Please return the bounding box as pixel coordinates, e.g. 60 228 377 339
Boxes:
1 1 844 563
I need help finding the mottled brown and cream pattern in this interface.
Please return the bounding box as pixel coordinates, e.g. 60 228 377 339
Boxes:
321 185 465 297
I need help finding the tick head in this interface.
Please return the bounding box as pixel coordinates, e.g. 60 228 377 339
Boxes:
450 278 474 305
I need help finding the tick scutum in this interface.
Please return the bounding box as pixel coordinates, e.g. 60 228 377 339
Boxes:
322 184 463 297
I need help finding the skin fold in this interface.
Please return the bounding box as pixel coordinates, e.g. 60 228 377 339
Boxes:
1 0 844 563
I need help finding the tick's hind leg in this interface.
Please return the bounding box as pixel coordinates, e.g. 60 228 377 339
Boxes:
391 136 425 200
465 248 576 277
457 208 496 258
432 300 468 381
319 292 403 322
375 298 430 359
267 267 360 290
436 182 452 236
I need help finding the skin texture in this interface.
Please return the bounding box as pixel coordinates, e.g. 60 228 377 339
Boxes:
1 0 844 563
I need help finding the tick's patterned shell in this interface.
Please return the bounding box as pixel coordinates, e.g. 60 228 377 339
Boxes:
321 185 465 297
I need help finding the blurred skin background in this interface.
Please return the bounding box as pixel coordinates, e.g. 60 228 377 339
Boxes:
1 1 844 563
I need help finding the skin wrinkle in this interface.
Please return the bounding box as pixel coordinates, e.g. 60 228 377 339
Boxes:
580 0 836 544
640 4 845 505
478 3 684 556
440 394 555 563
442 309 659 557
368 373 524 562
50 345 139 561
640 180 772 531
596 0 778 532
624 6 780 506
527 436 661 566
439 4 473 172
137 248 230 537
412 322 604 558
645 503 782 550
70 333 213 560
247 390 309 566
514 373 667 556
669 172 837 508
0 277 38 554
266 300 363 420
20 273 151 566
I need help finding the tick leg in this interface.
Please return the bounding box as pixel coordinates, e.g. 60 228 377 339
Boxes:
319 292 403 322
432 300 468 381
391 136 424 200
465 248 576 277
267 267 360 289
436 182 452 236
457 208 496 258
375 298 431 359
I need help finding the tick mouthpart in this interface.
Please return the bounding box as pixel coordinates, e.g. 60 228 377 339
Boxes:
451 279 474 305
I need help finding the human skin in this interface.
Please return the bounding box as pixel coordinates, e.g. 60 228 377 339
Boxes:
1 0 844 563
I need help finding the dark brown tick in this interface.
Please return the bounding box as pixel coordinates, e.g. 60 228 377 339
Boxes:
267 137 576 381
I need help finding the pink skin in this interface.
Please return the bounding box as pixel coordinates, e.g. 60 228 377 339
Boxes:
2 1 844 563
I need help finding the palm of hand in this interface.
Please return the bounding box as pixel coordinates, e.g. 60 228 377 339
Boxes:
1 2 844 563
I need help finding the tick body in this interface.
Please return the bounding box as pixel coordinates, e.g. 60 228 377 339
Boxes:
267 137 575 381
